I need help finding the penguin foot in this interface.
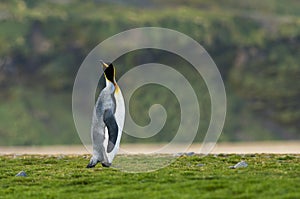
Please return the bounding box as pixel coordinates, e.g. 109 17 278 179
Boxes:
101 162 111 167
86 163 96 168
86 157 99 168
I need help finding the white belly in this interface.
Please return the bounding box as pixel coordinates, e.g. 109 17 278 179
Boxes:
106 86 125 163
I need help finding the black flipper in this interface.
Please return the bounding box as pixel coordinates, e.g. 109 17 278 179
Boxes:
103 109 119 153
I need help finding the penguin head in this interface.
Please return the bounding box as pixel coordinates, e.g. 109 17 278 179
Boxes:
101 60 115 84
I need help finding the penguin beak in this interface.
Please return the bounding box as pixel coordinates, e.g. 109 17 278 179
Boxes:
100 60 109 70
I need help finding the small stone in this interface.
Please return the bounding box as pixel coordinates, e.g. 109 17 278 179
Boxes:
229 161 248 169
197 163 205 167
57 155 65 160
234 161 248 168
174 152 184 157
13 154 21 159
16 171 27 177
186 152 195 156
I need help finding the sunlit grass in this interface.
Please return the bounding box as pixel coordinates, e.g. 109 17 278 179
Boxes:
0 154 299 198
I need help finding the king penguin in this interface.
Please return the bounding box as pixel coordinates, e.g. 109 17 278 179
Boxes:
87 61 125 168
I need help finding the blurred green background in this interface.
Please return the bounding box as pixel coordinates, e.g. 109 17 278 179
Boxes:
0 0 299 146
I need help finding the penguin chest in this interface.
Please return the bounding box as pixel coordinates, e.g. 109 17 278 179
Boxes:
114 89 125 130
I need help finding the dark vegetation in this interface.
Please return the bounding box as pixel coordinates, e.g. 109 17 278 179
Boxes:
0 0 299 145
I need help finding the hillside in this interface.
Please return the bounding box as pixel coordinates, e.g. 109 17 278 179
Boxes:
0 0 299 145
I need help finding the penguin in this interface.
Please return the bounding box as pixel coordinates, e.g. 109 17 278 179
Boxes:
87 61 125 168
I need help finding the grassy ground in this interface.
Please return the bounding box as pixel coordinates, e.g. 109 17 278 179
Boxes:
0 154 299 199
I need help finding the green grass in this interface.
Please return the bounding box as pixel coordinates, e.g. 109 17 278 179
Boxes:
0 154 299 198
